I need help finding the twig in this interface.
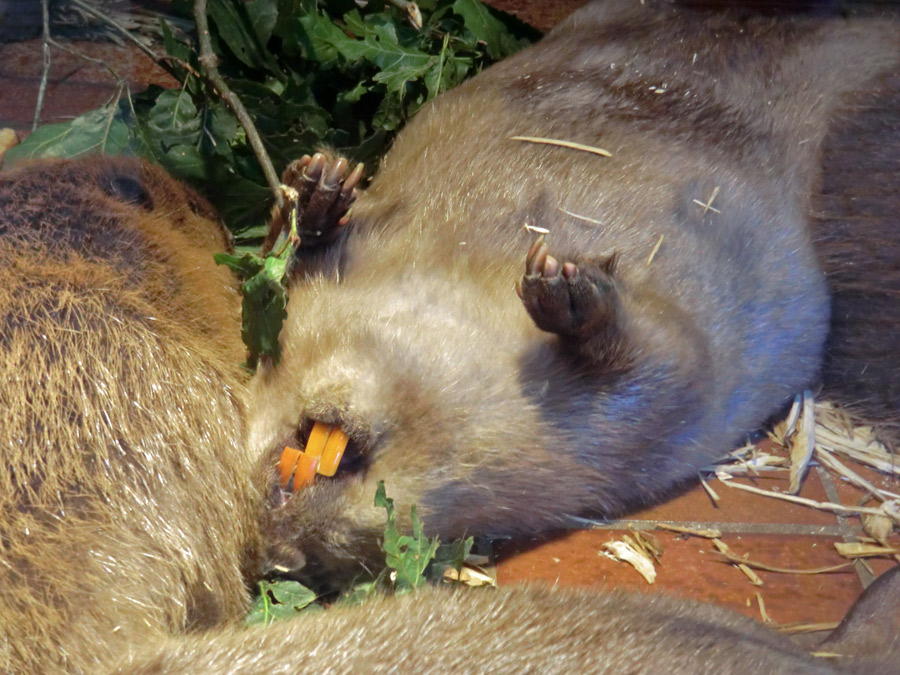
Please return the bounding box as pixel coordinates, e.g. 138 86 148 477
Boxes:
33 0 52 131
713 539 762 586
48 37 125 84
655 523 721 539
714 551 852 575
511 136 612 157
193 0 284 210
718 477 899 522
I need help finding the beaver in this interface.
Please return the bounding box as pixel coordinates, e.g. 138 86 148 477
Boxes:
2 1 899 672
114 567 900 675
6 156 897 675
0 155 260 672
249 0 900 588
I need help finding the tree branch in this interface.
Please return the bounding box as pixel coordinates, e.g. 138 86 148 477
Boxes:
32 0 52 131
193 0 284 210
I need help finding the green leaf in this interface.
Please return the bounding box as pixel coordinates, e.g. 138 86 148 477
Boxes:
213 252 265 277
295 11 346 65
428 536 474 582
375 482 440 592
205 102 240 160
157 143 208 181
246 0 279 46
452 0 521 59
146 89 202 149
208 0 281 73
237 253 288 367
160 18 193 64
244 580 317 626
3 106 131 167
339 580 380 606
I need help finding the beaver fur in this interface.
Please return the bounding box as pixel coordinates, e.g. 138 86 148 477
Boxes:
0 156 258 672
249 0 900 588
114 571 900 674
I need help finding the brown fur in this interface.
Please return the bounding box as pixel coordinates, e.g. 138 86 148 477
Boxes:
113 584 863 674
0 156 259 672
3 154 889 675
250 1 900 588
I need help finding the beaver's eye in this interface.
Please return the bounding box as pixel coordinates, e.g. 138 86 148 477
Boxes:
104 175 153 210
185 192 217 219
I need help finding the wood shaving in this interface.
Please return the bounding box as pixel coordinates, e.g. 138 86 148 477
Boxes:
756 592 772 623
716 474 900 524
788 391 816 494
600 539 657 584
698 472 720 502
656 523 722 539
628 530 663 564
714 551 851 575
442 563 496 587
833 542 899 559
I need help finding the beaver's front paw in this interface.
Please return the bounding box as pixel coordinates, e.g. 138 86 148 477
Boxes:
271 152 364 250
517 237 620 340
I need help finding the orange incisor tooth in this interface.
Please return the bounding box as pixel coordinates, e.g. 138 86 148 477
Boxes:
292 452 319 492
279 447 302 489
317 428 349 477
304 422 333 459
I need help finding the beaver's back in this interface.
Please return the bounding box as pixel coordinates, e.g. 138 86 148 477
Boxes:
0 157 255 672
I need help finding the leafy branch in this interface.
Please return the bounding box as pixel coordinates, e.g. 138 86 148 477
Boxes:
193 0 284 210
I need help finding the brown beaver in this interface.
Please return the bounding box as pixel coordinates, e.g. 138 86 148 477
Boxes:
115 568 900 674
0 155 260 672
250 0 900 588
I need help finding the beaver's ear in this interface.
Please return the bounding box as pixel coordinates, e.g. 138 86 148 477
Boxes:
103 171 154 211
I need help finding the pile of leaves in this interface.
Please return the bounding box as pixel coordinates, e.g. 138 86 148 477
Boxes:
5 0 536 236
246 482 476 626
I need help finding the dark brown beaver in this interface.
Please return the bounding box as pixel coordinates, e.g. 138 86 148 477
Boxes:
250 0 900 589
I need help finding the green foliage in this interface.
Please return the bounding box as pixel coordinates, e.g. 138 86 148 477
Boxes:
3 105 131 165
5 0 537 368
244 579 318 626
374 481 440 592
5 0 536 237
214 250 288 367
243 482 477 625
